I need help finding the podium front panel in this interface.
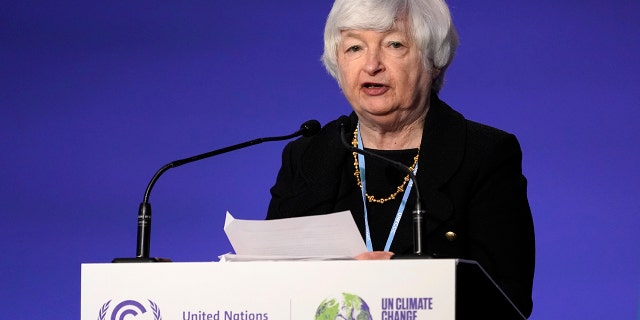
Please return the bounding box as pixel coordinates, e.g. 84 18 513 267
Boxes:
81 259 458 319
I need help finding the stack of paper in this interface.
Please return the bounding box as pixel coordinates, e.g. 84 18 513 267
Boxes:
220 211 367 262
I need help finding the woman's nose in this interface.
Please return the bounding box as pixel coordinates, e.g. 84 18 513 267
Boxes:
363 49 384 75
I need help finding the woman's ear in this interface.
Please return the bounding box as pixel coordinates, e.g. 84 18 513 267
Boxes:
432 67 441 80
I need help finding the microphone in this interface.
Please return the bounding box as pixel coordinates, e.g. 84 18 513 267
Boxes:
337 116 426 257
113 119 321 263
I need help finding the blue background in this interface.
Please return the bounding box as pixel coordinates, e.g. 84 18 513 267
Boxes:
1 1 639 318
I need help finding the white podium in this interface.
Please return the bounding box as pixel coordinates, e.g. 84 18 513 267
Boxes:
81 259 524 319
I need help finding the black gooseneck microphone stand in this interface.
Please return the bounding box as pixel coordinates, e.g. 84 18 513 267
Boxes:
337 116 427 257
113 120 321 263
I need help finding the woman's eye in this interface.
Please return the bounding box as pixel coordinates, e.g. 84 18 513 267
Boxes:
346 45 362 53
388 41 404 49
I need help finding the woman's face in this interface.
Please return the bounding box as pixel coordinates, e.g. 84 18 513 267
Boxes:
336 23 436 128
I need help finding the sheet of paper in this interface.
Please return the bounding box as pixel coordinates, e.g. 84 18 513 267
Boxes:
217 253 354 262
223 211 367 260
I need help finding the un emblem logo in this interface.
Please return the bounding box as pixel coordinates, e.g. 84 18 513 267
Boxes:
98 299 162 320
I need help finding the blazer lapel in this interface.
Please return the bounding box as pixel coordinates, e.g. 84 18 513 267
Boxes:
419 95 466 234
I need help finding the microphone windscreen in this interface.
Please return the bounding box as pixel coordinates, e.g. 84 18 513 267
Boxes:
337 115 351 130
300 119 321 137
337 115 353 148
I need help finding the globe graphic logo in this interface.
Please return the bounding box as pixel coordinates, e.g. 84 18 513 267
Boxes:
315 292 373 320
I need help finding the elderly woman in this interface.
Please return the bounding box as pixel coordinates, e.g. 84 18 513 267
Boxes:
266 0 534 317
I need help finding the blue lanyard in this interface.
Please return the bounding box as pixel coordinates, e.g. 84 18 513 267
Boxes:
356 122 418 252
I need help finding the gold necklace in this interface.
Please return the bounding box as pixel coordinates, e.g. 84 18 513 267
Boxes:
352 127 420 204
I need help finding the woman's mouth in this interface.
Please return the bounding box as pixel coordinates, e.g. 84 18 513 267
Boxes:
362 82 389 96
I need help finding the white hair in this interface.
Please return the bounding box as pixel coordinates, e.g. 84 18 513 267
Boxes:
321 0 459 92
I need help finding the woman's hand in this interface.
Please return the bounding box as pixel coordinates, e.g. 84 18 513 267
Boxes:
354 251 395 260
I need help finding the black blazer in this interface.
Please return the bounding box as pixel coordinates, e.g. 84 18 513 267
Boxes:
267 95 535 317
